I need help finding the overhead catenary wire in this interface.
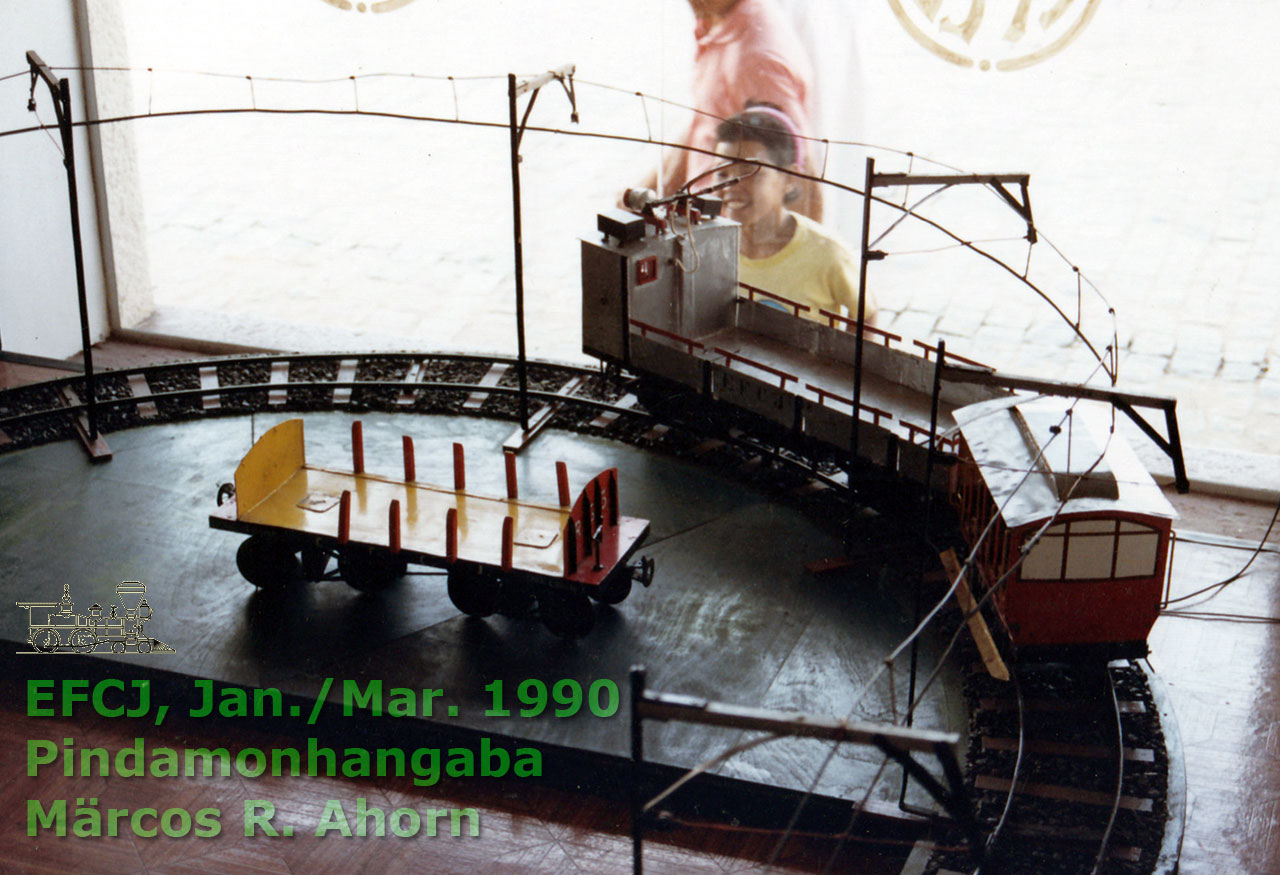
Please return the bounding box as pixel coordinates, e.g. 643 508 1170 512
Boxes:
0 64 1119 379
1161 490 1280 609
29 101 64 159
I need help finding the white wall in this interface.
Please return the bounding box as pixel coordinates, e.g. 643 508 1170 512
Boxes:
0 0 109 358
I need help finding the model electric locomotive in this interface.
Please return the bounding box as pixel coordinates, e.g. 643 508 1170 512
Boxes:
581 200 1177 660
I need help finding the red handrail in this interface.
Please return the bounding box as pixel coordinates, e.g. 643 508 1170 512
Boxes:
901 419 960 450
713 347 797 389
804 383 893 426
630 318 704 354
737 282 811 317
911 339 991 370
816 309 901 346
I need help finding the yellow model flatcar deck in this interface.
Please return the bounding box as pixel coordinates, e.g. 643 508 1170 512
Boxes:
209 419 649 586
240 465 570 576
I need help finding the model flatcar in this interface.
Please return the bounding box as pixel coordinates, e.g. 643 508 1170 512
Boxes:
209 419 653 638
580 197 1177 661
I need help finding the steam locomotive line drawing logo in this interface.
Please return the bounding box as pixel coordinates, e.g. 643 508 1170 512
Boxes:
887 0 1102 71
16 581 175 655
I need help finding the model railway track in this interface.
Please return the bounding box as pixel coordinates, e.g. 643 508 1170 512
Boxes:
0 352 625 442
931 660 1170 875
0 351 865 501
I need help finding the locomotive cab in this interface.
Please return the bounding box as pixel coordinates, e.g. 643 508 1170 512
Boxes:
581 209 739 367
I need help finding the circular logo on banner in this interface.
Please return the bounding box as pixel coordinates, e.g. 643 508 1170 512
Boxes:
318 0 419 12
887 0 1102 71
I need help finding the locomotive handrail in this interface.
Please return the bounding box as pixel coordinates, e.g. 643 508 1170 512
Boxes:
912 339 992 371
804 383 893 427
629 319 704 354
712 347 797 389
902 419 960 451
737 282 811 317
816 308 902 347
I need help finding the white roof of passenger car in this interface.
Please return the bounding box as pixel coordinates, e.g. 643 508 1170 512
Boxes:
952 395 1176 530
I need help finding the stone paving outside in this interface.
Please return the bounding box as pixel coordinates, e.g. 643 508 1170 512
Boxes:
108 0 1277 461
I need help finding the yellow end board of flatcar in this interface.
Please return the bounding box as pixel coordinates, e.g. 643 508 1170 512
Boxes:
234 419 306 516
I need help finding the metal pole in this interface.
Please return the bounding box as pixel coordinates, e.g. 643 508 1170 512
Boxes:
922 340 945 540
28 51 98 441
630 666 646 875
59 78 97 441
507 73 530 432
851 157 874 463
901 339 945 807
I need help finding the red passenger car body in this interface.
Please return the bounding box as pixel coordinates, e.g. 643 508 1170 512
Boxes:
950 397 1175 660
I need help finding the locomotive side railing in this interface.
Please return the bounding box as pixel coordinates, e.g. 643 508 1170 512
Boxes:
712 347 798 390
912 339 992 371
902 419 960 451
804 383 894 427
629 319 704 354
737 282 812 318
816 309 902 348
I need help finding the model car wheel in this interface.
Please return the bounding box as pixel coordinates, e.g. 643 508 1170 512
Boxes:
338 546 401 592
447 565 501 617
236 536 300 588
496 578 537 619
540 589 595 639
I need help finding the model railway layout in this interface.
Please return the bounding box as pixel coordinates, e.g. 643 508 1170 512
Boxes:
0 78 1197 865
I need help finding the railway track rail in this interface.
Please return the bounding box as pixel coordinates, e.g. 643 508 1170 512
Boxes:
0 350 868 511
0 352 634 447
930 658 1171 875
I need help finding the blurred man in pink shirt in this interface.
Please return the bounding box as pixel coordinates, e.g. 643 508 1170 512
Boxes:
647 0 822 220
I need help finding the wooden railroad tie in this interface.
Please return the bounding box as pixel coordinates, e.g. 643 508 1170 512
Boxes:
974 774 1153 812
463 362 509 411
126 373 158 419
